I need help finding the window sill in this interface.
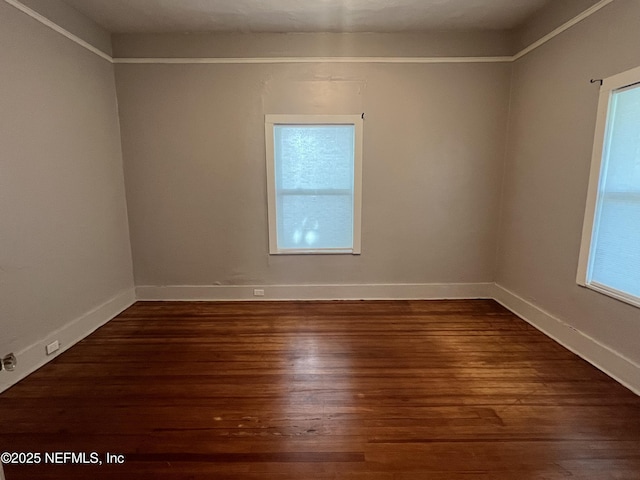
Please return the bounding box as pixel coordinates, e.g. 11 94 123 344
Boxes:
581 282 640 310
270 248 360 255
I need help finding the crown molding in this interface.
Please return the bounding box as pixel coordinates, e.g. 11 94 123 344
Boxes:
3 0 112 62
4 0 617 65
512 0 615 61
113 56 512 64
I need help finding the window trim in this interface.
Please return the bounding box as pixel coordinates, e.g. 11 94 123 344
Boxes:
577 65 640 309
265 114 363 255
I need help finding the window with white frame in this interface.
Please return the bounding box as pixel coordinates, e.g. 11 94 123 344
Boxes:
577 66 640 308
265 114 363 254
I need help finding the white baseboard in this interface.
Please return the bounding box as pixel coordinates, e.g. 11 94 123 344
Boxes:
0 288 136 394
136 282 495 301
492 283 640 396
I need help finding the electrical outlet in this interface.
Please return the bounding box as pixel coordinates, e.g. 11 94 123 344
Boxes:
46 340 60 355
253 288 265 297
2 353 17 372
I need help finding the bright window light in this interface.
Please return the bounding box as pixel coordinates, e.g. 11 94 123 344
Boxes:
265 115 363 255
578 66 640 307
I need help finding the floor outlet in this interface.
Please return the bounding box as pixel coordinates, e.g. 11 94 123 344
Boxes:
253 289 265 297
46 340 60 355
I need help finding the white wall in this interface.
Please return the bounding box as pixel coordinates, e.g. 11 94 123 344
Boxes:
497 0 640 384
0 1 134 392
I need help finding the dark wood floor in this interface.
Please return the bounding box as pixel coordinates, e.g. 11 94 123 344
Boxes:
1 300 639 479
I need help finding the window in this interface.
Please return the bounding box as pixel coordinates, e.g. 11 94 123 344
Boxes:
265 114 363 254
577 66 640 308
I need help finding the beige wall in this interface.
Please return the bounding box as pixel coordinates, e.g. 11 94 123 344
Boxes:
19 0 113 55
497 0 640 365
115 59 511 287
0 2 133 358
112 31 513 59
511 0 601 53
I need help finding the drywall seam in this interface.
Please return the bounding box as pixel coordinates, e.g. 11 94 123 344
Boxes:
492 283 640 395
3 0 113 62
0 289 136 394
136 283 494 301
3 0 615 65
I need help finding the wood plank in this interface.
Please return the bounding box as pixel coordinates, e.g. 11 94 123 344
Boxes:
1 300 639 479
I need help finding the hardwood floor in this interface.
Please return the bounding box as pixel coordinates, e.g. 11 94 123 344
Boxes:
1 300 639 479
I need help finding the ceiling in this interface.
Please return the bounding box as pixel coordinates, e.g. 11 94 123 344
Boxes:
61 0 551 34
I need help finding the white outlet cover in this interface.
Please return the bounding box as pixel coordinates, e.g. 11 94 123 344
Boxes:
46 340 60 355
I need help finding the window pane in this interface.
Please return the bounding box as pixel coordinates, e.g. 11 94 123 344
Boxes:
272 123 356 251
590 84 640 298
275 125 354 190
277 195 353 249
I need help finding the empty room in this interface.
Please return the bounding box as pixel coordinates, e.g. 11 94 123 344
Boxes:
1 0 639 478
